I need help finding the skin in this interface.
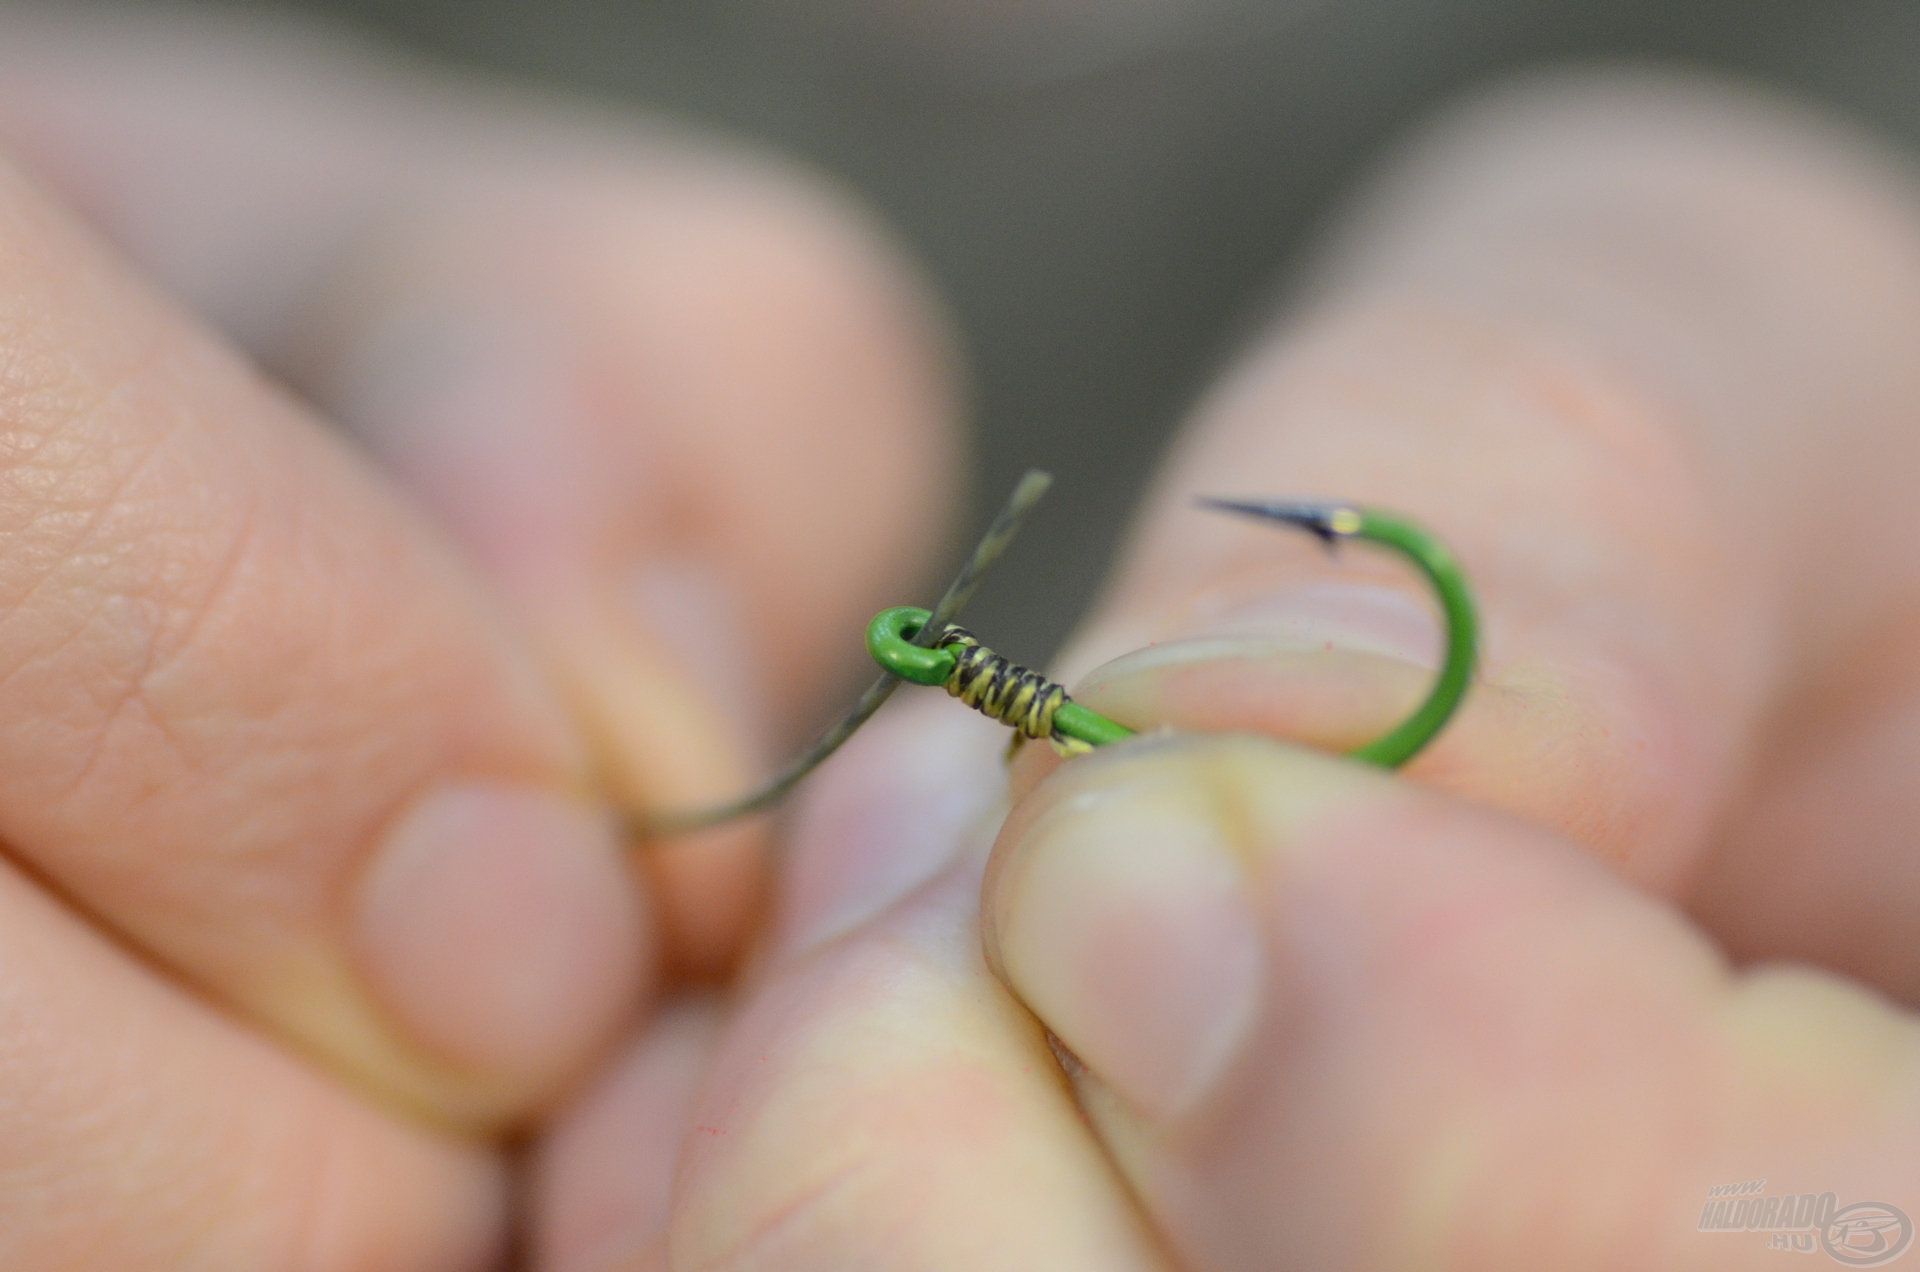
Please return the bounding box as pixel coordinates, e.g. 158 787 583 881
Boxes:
1 9 1918 1272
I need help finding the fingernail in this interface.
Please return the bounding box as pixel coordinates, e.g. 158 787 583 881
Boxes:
772 701 1007 960
1066 584 1444 708
987 779 1265 1120
1148 581 1443 670
355 783 647 1084
1193 582 1442 664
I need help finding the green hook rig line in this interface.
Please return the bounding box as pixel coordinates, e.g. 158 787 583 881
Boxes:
866 499 1477 768
640 470 1054 836
641 474 1478 837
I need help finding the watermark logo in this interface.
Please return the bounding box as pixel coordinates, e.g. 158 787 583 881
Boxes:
1700 1180 1912 1266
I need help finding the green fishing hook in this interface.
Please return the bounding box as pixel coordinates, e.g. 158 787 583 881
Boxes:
866 499 1478 769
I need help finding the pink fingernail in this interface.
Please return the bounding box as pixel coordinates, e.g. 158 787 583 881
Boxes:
988 785 1265 1120
355 783 647 1085
1188 582 1443 666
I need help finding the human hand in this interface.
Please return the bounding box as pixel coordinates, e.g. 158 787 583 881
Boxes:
535 73 1920 1269
0 9 953 1267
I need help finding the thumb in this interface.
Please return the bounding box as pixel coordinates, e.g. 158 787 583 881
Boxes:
983 736 1920 1270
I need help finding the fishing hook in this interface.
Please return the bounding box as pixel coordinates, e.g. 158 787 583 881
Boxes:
865 498 1477 768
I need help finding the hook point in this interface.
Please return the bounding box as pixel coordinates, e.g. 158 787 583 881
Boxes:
1196 495 1359 546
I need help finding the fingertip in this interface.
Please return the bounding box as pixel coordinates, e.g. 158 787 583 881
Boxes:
636 821 769 981
533 999 725 1272
352 783 655 1115
1034 521 1726 895
984 736 1379 1118
763 695 1007 969
985 735 1752 1268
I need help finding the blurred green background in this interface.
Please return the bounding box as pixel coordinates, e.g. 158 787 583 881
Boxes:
275 0 1920 653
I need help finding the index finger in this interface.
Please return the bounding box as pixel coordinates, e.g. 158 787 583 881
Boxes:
1032 71 1920 991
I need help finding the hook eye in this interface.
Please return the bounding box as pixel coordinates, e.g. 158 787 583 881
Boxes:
865 606 958 686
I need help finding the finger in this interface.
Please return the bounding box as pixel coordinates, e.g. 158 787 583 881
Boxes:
0 155 646 1127
1031 72 1920 927
531 999 724 1272
302 159 955 976
1339 85 1920 999
1694 647 1920 1000
527 696 1020 1271
0 856 504 1269
0 7 962 973
650 701 1166 1271
985 735 1920 1270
